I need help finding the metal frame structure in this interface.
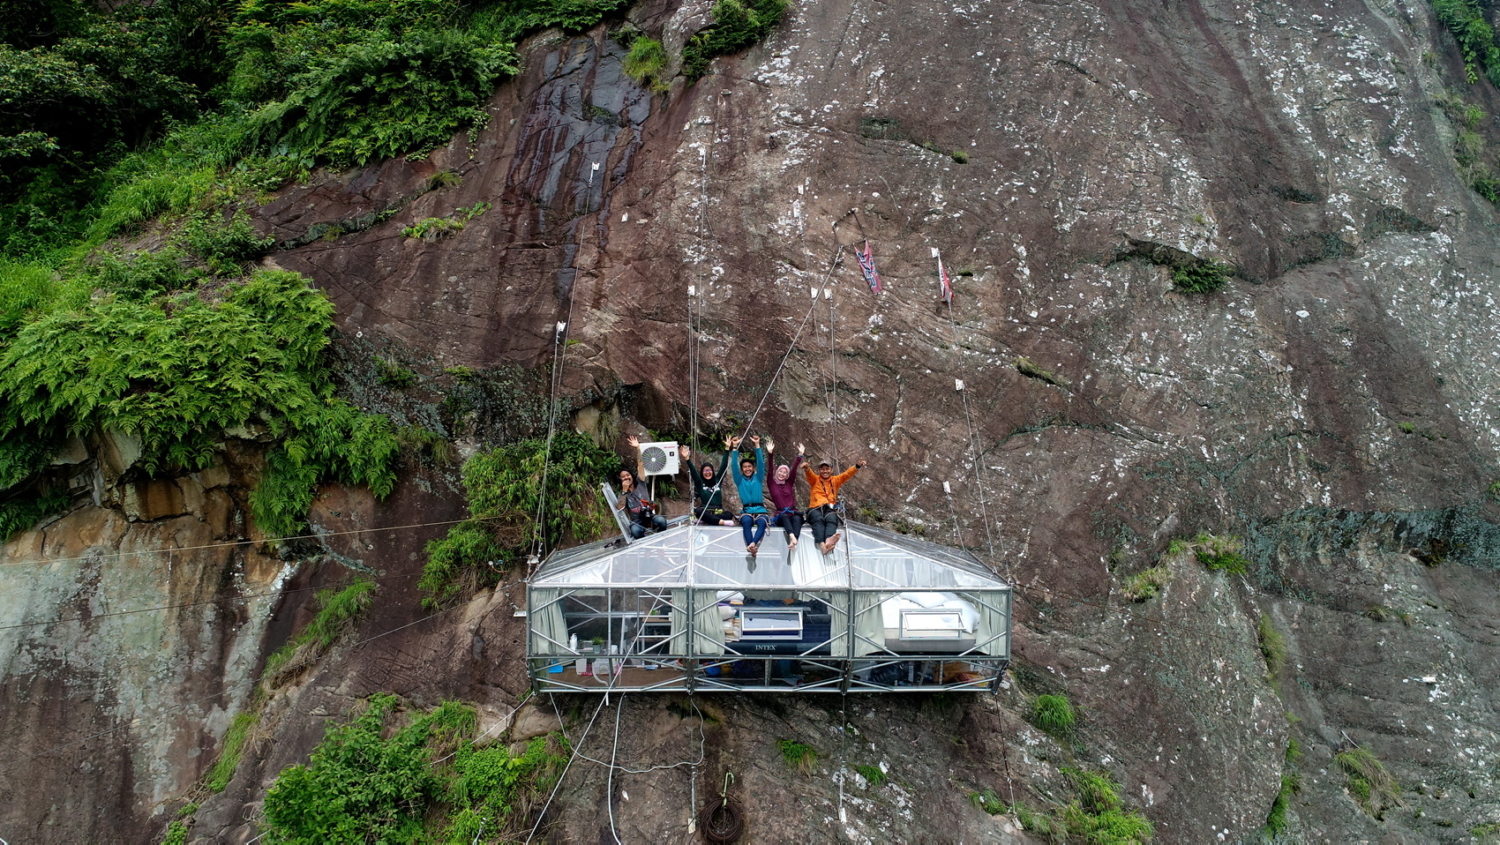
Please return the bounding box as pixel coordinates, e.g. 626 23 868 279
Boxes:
526 521 1010 693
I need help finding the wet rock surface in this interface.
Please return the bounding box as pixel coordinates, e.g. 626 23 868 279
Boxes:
5 0 1500 842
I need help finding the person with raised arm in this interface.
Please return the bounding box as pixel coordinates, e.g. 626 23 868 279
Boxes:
679 437 737 526
730 434 770 556
618 437 670 539
803 456 867 555
765 439 806 553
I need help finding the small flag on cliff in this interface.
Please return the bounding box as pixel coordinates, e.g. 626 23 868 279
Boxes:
934 249 954 303
856 240 883 294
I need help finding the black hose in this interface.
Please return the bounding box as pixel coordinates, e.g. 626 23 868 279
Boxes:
699 795 745 843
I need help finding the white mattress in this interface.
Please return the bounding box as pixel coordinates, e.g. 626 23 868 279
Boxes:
880 592 979 632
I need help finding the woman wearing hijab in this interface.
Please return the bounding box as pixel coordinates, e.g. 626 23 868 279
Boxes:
680 437 738 526
765 439 806 552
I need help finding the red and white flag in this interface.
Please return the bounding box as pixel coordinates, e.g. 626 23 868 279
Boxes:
934 249 954 303
856 240 884 294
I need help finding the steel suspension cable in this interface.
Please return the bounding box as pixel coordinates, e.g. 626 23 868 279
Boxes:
730 245 846 444
943 296 1002 579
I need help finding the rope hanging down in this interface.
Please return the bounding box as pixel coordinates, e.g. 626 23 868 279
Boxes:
529 232 585 572
935 248 1002 580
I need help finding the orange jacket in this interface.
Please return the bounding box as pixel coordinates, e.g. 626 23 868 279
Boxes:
804 465 858 509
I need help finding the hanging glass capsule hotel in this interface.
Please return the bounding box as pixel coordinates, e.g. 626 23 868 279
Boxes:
525 520 1011 694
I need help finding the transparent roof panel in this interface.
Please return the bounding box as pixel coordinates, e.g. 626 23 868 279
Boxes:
530 522 1007 591
845 524 1003 589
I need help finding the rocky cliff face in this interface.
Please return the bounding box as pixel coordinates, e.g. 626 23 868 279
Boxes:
4 0 1500 842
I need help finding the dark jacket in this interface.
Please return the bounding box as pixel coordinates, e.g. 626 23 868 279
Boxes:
691 451 732 512
622 487 654 525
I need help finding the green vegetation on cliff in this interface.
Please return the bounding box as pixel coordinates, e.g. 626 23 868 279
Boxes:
0 0 660 539
0 263 400 538
420 432 615 606
2 0 630 259
1432 0 1500 86
1030 693 1077 739
260 693 566 843
681 0 788 81
1009 768 1154 843
260 579 378 689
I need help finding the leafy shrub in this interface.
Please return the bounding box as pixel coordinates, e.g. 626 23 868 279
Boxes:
0 492 70 541
1264 770 1302 836
161 819 189 845
1437 90 1500 209
1 269 345 467
5 0 631 262
1172 260 1232 293
1192 533 1249 574
445 733 568 841
5 266 417 540
90 248 202 299
681 0 788 81
0 260 64 337
778 739 817 773
1122 566 1170 602
401 201 490 240
1059 768 1153 843
419 521 506 609
0 265 397 539
86 113 257 243
228 1 518 168
262 693 440 843
623 36 670 91
1432 0 1500 86
262 694 565 844
1257 615 1287 681
375 358 416 388
397 425 454 466
419 432 614 606
0 1 234 256
853 764 886 787
969 788 1004 815
229 0 629 168
1031 693 1076 738
207 711 261 793
181 210 275 275
1335 745 1400 818
261 580 377 688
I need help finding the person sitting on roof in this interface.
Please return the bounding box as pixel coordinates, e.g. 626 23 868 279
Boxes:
619 437 669 539
730 434 770 557
680 438 737 526
765 438 806 553
804 457 867 555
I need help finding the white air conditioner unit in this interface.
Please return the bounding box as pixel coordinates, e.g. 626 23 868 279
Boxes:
638 441 680 476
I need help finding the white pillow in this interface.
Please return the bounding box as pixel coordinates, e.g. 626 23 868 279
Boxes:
718 605 738 621
900 591 948 608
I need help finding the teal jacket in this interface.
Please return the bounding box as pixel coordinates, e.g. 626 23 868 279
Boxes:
731 448 767 514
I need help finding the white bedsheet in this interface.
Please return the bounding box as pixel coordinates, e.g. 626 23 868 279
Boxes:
880 592 979 633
